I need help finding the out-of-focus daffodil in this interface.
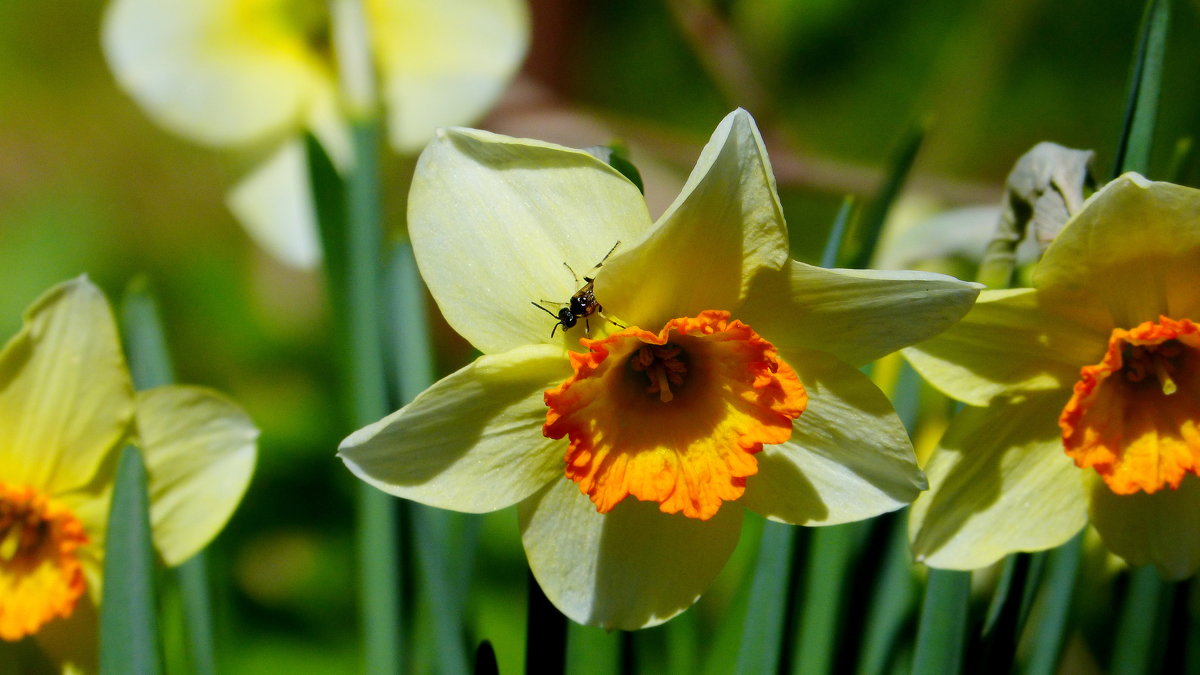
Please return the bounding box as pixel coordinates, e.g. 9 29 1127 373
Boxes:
905 173 1200 578
102 0 529 267
0 278 257 666
339 109 981 629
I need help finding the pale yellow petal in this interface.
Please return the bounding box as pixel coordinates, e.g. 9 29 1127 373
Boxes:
903 288 1110 406
518 478 742 630
1088 472 1200 580
408 128 652 353
602 109 789 329
135 386 258 566
909 393 1088 570
1035 173 1200 327
742 348 924 525
0 278 133 494
368 0 529 152
103 0 335 147
738 261 981 367
340 344 572 512
226 139 322 268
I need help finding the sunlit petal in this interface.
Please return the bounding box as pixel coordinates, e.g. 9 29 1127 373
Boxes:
136 386 258 566
1035 173 1200 327
602 109 789 328
340 345 573 512
408 128 652 353
226 139 322 269
739 261 981 367
0 278 133 494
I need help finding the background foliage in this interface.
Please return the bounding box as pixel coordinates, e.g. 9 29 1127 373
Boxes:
2 1 1199 672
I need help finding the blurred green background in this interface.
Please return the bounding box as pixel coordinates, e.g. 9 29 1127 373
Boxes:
2 0 1198 672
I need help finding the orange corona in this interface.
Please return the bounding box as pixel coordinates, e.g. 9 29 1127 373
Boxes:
544 310 807 520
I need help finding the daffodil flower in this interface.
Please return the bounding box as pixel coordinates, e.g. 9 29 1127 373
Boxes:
102 0 529 267
0 278 256 667
905 173 1200 578
339 109 981 629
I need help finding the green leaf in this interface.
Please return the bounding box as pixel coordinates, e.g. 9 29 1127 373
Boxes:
855 513 919 675
820 196 855 269
790 521 872 674
99 446 162 675
735 520 796 674
1113 0 1171 177
845 122 925 269
119 281 215 675
1022 532 1083 675
911 569 970 675
1111 566 1174 673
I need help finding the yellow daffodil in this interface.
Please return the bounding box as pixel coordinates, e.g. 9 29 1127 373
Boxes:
0 278 256 666
339 109 980 628
905 173 1200 578
102 0 529 267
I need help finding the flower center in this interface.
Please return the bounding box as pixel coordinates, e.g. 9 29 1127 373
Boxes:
242 0 333 66
0 483 88 641
1059 316 1200 494
543 310 807 520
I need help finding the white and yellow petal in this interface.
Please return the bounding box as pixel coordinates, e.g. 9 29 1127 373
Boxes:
1035 173 1200 327
103 0 336 148
602 109 789 329
738 261 981 368
226 139 323 268
1087 473 1200 580
0 277 133 495
135 386 258 566
518 478 742 630
908 393 1088 570
903 288 1110 406
339 345 572 512
408 128 652 354
741 348 924 525
368 0 529 152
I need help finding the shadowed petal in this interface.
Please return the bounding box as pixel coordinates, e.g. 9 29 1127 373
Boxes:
904 288 1110 406
742 348 924 525
909 393 1088 570
1089 472 1200 580
518 478 742 630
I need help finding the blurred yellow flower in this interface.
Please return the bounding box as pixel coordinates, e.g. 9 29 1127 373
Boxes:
339 109 980 628
102 0 529 267
906 173 1200 578
0 278 256 666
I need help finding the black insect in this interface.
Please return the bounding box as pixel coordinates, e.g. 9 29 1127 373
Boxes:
532 241 625 337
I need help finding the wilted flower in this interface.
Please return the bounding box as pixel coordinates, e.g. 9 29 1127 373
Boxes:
102 0 529 267
0 277 256 666
340 109 980 628
906 173 1200 578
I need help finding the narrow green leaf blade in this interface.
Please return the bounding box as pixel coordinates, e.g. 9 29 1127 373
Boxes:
1023 532 1083 675
99 446 162 675
1112 566 1174 674
845 123 926 269
735 520 796 673
855 513 919 675
119 282 216 675
820 196 856 269
790 521 871 675
1113 0 1171 177
911 569 970 675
